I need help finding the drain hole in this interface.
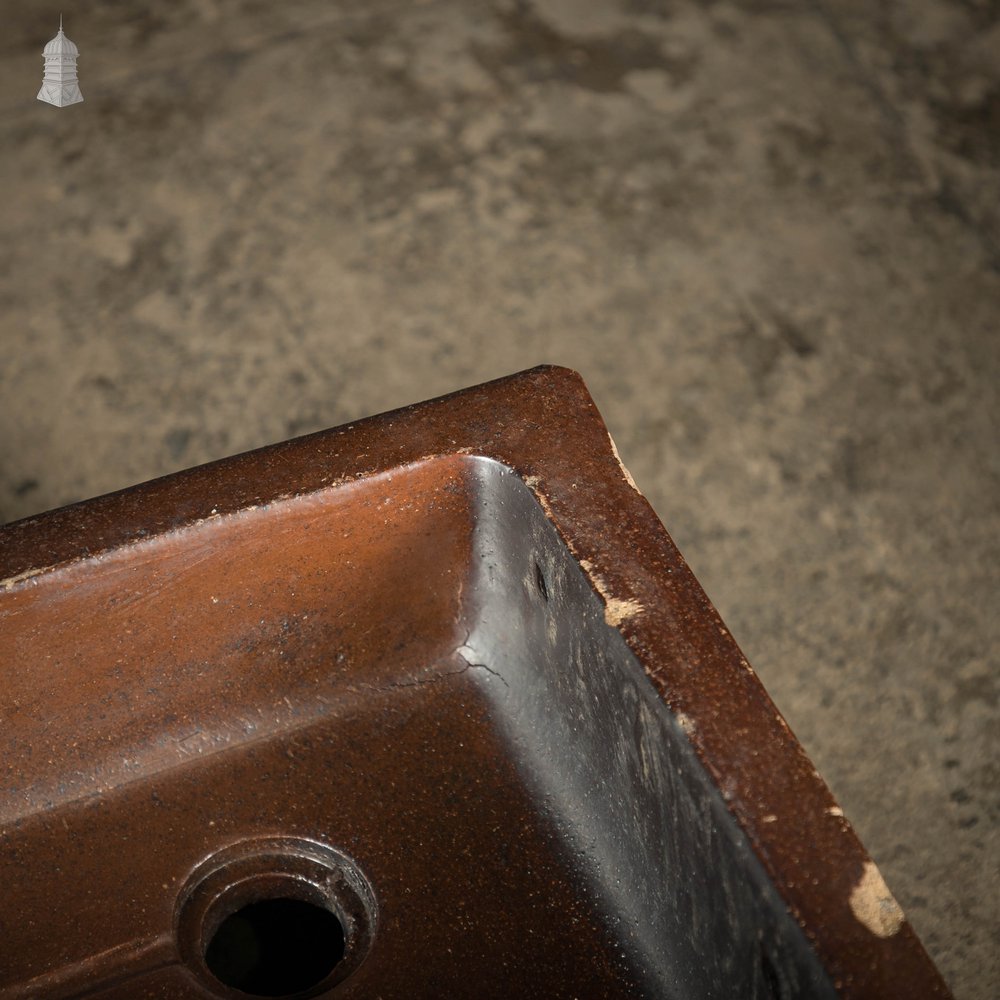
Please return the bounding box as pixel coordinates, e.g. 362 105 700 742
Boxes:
205 898 345 997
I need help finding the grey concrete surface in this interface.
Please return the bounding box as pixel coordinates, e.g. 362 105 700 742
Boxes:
0 0 997 996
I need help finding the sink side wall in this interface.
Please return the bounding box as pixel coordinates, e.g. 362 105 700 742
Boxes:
461 456 837 1000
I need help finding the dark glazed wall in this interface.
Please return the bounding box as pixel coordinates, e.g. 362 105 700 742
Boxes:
463 457 837 998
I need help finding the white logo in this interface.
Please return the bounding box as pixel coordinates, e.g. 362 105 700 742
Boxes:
38 16 83 108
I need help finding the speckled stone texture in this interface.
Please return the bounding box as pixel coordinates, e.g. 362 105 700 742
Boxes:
0 1 996 996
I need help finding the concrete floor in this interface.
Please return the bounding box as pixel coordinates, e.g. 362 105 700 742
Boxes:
1 0 997 995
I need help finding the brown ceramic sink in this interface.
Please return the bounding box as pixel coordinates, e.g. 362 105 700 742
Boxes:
0 367 950 999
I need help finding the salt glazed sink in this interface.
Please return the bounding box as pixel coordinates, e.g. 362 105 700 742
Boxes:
1 367 950 1000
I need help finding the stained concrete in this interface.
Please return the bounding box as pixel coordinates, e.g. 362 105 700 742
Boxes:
0 1 997 996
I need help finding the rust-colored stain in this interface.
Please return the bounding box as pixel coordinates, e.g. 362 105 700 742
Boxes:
0 367 951 999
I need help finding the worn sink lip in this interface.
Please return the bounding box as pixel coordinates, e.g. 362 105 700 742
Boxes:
0 364 951 999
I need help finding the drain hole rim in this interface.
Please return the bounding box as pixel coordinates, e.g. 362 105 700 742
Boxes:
176 837 377 999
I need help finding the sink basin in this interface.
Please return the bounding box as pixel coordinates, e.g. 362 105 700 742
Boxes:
0 367 950 999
